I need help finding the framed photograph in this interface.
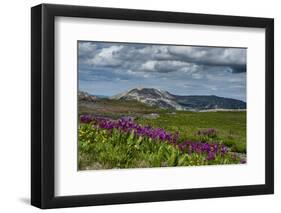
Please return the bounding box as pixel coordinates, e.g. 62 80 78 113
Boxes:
31 4 274 209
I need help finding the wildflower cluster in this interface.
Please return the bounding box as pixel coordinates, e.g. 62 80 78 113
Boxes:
178 141 228 160
80 114 233 162
197 128 218 138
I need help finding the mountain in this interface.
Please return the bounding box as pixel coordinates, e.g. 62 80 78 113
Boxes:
111 88 185 110
111 88 246 111
78 91 97 102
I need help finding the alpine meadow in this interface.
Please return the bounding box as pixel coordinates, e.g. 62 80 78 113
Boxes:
78 41 247 170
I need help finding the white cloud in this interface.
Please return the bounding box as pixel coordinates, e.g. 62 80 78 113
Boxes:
140 60 157 71
168 46 246 66
88 45 124 67
79 42 246 74
78 42 98 56
78 41 246 100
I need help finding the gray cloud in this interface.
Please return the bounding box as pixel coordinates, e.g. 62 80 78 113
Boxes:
167 46 246 67
78 41 246 101
79 42 246 75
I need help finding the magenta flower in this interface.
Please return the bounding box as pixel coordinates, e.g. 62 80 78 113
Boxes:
80 114 92 123
207 152 216 161
80 114 231 162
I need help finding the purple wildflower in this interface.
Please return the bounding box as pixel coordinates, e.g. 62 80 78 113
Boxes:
220 145 228 156
80 114 231 162
207 152 216 161
176 141 229 161
198 128 218 138
83 115 179 144
240 159 247 164
80 114 92 123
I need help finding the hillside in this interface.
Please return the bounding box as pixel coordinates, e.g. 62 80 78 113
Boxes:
111 88 246 111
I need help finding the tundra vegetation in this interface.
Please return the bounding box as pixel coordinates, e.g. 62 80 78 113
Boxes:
78 98 246 170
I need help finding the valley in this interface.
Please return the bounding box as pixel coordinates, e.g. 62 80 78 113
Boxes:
78 89 246 169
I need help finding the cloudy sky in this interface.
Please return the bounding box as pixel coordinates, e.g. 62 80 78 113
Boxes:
78 41 247 101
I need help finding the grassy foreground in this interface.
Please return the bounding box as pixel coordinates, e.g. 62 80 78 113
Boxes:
78 99 246 170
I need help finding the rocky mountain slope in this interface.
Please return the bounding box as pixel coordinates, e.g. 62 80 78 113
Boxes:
78 91 97 102
111 88 246 111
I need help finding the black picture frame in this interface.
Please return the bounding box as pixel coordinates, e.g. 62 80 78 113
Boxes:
31 3 274 209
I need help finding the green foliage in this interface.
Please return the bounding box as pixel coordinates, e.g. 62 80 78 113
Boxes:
137 111 246 153
78 99 246 169
78 123 242 170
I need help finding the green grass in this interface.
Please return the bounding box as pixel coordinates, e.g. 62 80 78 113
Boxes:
137 111 246 153
78 124 241 170
78 99 246 170
79 99 165 119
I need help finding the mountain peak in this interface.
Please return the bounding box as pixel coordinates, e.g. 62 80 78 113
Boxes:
78 91 97 102
111 87 246 111
111 88 184 110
